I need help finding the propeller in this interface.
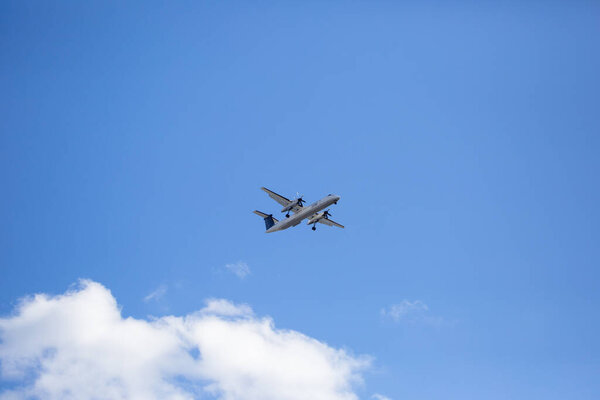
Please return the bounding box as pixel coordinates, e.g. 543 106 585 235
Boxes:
294 192 306 207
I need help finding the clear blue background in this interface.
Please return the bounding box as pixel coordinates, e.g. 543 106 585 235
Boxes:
1 1 599 399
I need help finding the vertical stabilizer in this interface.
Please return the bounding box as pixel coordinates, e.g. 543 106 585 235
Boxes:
264 215 276 230
253 210 278 231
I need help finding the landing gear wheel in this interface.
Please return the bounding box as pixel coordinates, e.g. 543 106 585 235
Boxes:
286 213 290 218
312 226 316 231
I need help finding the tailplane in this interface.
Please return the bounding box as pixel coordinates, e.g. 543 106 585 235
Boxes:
253 210 278 231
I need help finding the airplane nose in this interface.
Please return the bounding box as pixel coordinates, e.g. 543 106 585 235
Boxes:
334 195 341 201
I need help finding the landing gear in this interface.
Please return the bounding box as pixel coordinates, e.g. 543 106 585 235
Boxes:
286 213 290 218
312 226 316 231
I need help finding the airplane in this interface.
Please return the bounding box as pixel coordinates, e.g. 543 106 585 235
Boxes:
253 187 345 233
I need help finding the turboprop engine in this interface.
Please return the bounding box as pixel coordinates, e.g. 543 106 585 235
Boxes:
307 210 331 225
281 197 305 213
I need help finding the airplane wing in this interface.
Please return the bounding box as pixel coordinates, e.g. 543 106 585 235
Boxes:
317 217 345 229
261 187 304 214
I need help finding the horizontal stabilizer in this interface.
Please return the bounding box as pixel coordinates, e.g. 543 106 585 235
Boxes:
253 210 278 222
253 210 279 231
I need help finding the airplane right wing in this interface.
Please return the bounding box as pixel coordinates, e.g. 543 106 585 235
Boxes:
317 217 345 229
261 187 292 207
261 187 304 214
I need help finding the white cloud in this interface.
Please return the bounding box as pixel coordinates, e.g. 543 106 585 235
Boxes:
371 394 392 400
200 298 253 317
224 261 251 279
144 285 167 302
381 300 445 327
380 300 428 322
0 280 370 400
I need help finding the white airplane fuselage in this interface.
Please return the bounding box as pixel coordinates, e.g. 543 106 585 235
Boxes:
266 194 340 233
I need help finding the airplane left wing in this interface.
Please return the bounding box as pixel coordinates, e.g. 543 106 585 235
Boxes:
261 187 304 214
317 218 345 229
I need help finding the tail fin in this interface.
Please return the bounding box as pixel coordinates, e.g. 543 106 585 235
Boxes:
264 215 276 230
253 210 279 230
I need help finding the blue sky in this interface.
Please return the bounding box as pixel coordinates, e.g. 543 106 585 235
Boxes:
1 1 599 399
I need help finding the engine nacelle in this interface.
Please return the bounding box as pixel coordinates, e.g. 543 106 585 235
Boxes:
281 204 294 213
307 215 322 225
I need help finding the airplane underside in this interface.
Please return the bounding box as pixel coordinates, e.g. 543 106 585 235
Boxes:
254 188 344 233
